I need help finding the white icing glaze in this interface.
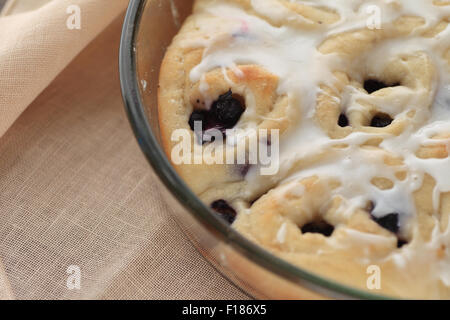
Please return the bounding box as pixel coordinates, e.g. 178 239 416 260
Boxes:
276 222 288 243
185 0 450 280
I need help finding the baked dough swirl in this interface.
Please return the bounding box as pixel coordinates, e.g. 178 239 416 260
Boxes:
158 0 450 298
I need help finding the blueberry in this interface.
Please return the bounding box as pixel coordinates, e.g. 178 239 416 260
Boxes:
370 114 393 128
372 213 399 233
301 220 334 237
188 110 208 131
338 114 349 127
210 90 245 129
397 238 407 248
188 90 245 144
364 79 400 94
237 164 251 177
211 200 237 224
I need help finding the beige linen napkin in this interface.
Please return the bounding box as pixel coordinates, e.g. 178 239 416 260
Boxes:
0 0 127 300
1 0 50 14
0 0 127 137
0 0 249 300
0 260 12 299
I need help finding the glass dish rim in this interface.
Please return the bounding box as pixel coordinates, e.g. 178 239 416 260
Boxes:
119 0 393 300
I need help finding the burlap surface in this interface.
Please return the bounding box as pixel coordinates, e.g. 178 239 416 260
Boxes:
0 0 249 300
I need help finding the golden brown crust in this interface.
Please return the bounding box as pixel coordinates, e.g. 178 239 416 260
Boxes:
158 0 450 298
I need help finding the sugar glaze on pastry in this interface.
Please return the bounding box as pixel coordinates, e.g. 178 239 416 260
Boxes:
158 0 450 298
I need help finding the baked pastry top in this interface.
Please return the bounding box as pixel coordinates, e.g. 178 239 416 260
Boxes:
158 0 450 298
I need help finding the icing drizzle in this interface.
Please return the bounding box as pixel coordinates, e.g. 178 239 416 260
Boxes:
185 0 450 285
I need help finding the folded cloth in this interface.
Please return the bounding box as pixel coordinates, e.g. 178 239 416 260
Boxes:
0 0 251 301
1 0 52 15
0 260 12 299
0 0 128 137
0 0 127 300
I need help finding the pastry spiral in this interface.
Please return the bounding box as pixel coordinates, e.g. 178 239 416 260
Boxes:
158 0 450 298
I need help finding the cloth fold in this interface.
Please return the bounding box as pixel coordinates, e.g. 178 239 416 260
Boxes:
1 0 51 15
0 0 248 300
0 0 127 299
0 260 13 299
0 0 128 137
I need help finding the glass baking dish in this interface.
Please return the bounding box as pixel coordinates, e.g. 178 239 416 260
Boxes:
119 0 391 300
